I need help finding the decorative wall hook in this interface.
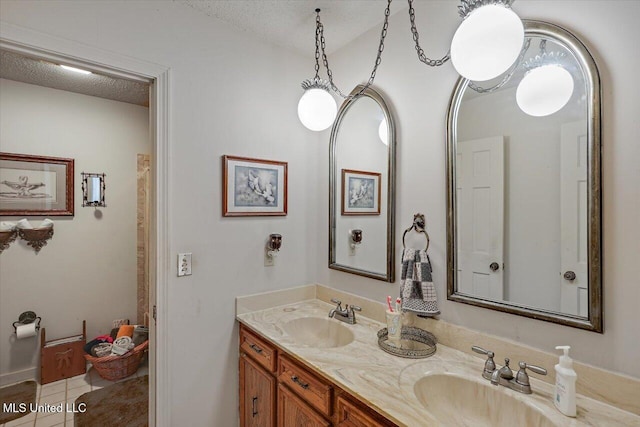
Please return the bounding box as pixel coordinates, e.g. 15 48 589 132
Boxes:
266 233 282 258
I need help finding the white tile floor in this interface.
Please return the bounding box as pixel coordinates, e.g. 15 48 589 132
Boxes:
1 362 148 427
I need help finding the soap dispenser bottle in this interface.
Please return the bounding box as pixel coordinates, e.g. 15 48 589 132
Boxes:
554 345 577 417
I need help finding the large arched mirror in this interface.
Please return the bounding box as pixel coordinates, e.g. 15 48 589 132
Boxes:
446 21 602 331
330 85 396 281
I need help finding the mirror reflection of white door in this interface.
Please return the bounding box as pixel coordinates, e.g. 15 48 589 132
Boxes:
457 136 504 300
560 121 588 316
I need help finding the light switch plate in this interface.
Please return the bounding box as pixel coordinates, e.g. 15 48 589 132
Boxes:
178 253 192 276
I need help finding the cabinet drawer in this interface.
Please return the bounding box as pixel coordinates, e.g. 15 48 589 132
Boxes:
240 324 277 373
336 396 396 427
278 383 330 427
278 354 332 417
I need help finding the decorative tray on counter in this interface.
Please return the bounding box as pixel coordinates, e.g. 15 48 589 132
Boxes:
377 326 437 359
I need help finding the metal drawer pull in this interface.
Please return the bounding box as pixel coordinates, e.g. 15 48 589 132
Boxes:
251 396 258 417
291 375 309 389
249 343 263 354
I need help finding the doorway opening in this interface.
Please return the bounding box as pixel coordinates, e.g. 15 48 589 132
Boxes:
0 26 169 426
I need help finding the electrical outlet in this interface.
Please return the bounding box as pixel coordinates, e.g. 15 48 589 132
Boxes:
177 253 192 276
348 230 356 256
264 249 275 267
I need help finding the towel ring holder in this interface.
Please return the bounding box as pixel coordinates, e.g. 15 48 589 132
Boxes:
402 213 430 251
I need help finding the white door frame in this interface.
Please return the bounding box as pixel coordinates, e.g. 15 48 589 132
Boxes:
0 21 171 426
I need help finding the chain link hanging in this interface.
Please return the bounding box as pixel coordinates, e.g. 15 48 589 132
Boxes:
408 0 450 67
314 0 392 99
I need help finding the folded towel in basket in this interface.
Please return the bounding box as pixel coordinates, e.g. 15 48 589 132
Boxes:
400 248 440 317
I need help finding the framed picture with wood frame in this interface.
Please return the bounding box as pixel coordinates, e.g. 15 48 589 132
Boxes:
222 155 287 217
341 169 381 215
0 152 74 216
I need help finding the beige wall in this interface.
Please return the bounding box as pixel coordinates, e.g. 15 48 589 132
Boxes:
0 2 316 425
1 1 639 426
317 0 640 379
0 79 150 384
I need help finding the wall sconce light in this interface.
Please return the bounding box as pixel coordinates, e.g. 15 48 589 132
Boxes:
265 233 282 266
350 229 363 248
82 172 106 207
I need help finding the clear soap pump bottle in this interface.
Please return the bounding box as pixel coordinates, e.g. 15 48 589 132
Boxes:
554 345 577 417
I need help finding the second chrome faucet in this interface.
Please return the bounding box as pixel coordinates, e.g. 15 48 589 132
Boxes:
328 298 361 325
472 346 547 394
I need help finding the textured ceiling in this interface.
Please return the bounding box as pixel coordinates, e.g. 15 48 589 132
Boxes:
0 50 150 107
177 0 401 56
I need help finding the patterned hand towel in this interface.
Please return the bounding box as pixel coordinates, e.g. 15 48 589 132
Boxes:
400 248 440 316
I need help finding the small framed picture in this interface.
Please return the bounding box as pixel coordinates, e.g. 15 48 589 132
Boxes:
223 155 288 217
341 169 381 215
0 152 74 216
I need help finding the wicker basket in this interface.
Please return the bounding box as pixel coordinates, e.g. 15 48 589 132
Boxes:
85 340 148 381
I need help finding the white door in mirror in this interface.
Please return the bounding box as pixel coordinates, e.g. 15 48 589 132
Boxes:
457 137 504 300
560 122 588 316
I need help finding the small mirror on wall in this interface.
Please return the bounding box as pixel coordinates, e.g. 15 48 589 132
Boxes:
82 172 106 207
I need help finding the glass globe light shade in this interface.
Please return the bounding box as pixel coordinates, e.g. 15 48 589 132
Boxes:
297 88 337 131
378 118 389 146
451 4 524 82
516 65 574 117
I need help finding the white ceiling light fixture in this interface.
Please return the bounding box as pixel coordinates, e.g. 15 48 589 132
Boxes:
59 64 92 75
407 0 524 82
298 79 337 132
451 1 524 81
516 42 574 117
298 4 391 132
299 0 526 130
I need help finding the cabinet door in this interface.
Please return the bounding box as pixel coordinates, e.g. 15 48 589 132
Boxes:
278 383 330 427
240 353 276 427
335 395 394 427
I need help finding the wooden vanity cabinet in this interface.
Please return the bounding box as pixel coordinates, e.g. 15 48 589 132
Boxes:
239 323 398 427
240 325 278 427
240 353 277 427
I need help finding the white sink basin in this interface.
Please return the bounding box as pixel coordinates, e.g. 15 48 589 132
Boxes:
413 374 558 427
283 317 354 348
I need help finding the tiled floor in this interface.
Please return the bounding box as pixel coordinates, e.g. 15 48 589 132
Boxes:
1 362 148 427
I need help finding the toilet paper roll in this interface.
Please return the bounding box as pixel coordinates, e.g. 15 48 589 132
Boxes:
16 323 38 339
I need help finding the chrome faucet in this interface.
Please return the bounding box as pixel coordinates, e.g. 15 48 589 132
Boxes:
328 298 361 325
472 346 547 394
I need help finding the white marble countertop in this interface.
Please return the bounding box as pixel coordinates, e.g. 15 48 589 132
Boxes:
237 298 640 427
